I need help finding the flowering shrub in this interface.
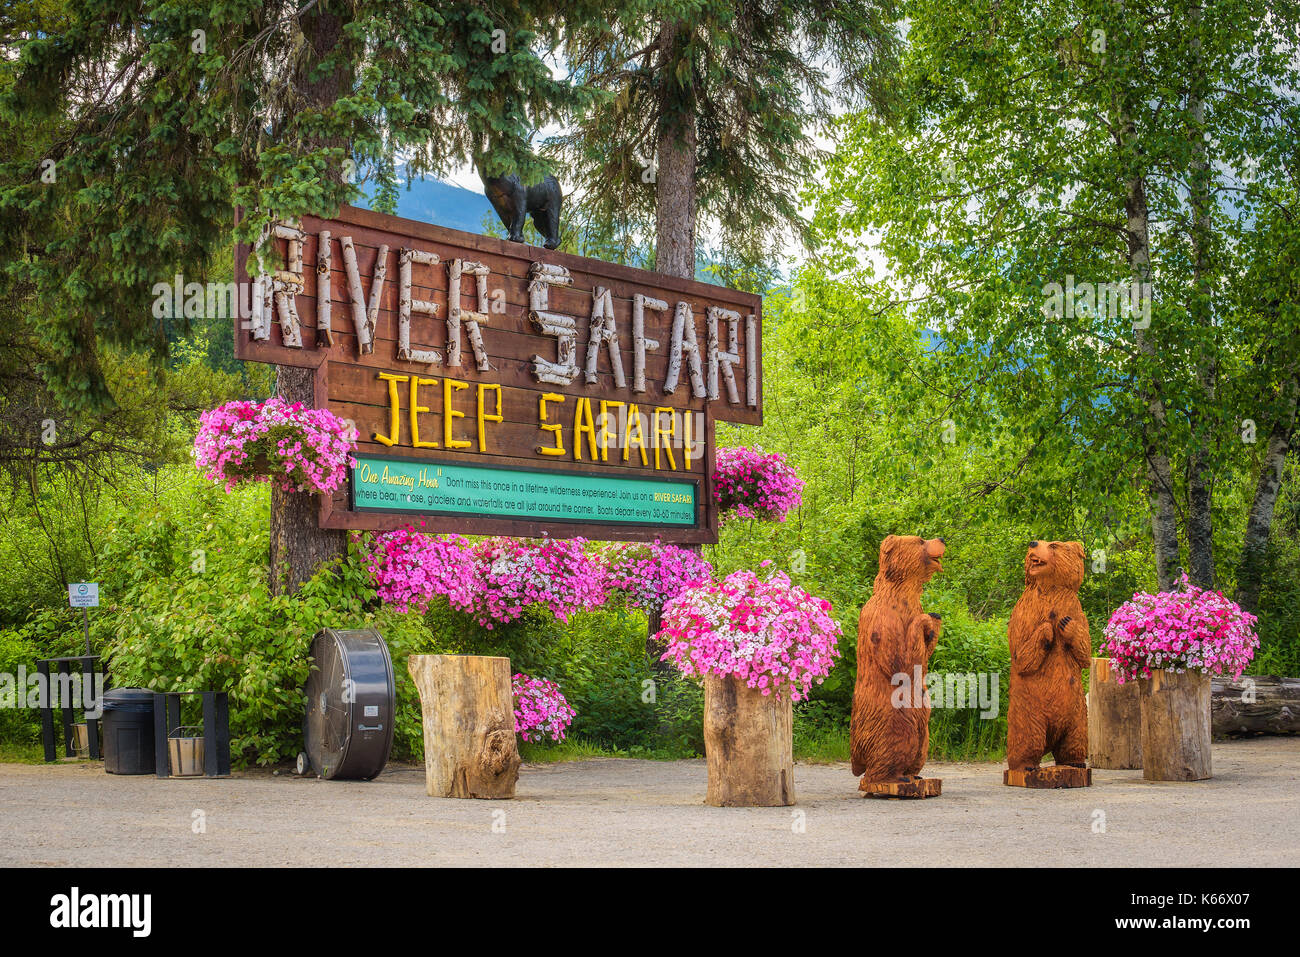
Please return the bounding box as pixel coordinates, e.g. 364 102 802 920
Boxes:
513 672 577 742
597 540 713 614
194 397 357 495
713 445 804 521
658 567 842 701
468 536 606 628
1102 574 1259 683
358 525 475 614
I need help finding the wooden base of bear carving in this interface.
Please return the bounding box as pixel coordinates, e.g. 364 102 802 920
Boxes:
1003 765 1092 788
860 776 943 799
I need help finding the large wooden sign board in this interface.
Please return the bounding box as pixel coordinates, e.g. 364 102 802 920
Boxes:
234 205 762 543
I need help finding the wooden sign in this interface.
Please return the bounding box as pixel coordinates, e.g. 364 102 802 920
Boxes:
234 205 762 542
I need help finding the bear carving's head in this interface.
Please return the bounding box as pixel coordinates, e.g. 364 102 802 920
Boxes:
878 534 946 589
1023 540 1085 590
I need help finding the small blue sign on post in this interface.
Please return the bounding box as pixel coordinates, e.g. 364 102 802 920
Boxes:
68 583 99 608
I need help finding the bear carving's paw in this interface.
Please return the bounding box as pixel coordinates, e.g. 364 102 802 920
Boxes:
1058 615 1073 631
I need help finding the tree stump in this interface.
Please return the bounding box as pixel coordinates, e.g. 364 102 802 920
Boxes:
1087 656 1143 769
408 654 521 799
703 675 795 807
1139 669 1212 782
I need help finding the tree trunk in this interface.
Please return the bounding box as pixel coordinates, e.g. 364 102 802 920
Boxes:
702 674 795 806
1211 675 1300 736
1235 373 1299 613
269 4 352 595
1139 669 1212 781
1086 656 1143 769
1185 4 1217 589
408 654 521 799
1125 172 1181 590
654 19 698 280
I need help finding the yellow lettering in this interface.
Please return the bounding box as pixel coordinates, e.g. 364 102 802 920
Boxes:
573 397 598 461
598 400 624 462
373 373 409 446
683 409 694 471
409 376 439 449
443 377 471 449
537 392 566 456
623 403 648 466
653 407 677 471
476 383 503 453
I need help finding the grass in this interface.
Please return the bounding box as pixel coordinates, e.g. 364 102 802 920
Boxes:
518 735 701 763
0 740 47 763
793 727 850 763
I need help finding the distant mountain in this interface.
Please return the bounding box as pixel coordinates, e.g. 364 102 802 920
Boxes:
354 169 778 291
356 172 496 236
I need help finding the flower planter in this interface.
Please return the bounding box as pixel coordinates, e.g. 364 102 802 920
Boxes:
1139 669 1212 781
703 674 795 807
1086 656 1143 770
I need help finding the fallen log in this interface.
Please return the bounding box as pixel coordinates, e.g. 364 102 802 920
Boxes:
1211 675 1300 737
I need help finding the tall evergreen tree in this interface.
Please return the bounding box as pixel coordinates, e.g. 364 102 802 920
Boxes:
0 0 631 592
554 1 901 278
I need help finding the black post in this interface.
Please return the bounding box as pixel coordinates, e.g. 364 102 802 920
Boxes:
153 693 170 778
37 660 55 762
57 662 75 757
203 692 231 777
81 656 100 760
81 608 90 656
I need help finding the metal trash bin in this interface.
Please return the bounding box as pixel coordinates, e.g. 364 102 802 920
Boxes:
101 688 156 775
167 727 206 777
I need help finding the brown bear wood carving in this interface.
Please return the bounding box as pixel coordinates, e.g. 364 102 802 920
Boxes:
1006 540 1091 772
850 534 946 785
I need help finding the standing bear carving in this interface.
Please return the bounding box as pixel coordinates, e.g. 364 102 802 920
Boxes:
850 535 946 787
1006 540 1091 773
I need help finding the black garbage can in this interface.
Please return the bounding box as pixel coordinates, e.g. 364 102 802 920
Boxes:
101 688 156 775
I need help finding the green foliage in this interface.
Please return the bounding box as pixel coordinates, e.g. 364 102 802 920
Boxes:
0 0 626 411
0 626 42 747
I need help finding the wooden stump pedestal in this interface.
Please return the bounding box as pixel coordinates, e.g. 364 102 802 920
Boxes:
408 654 521 799
1087 656 1143 769
703 675 795 807
1003 765 1092 788
860 777 942 799
1140 669 1212 781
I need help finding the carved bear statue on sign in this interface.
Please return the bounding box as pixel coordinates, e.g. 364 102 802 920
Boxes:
477 159 563 250
850 535 946 793
1006 540 1091 775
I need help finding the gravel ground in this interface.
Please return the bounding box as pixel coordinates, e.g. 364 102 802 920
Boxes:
2 738 1296 867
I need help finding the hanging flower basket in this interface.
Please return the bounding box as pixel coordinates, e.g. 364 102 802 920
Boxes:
658 568 842 806
512 673 577 743
194 397 357 495
713 446 804 522
596 540 712 615
358 525 475 614
466 536 606 628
